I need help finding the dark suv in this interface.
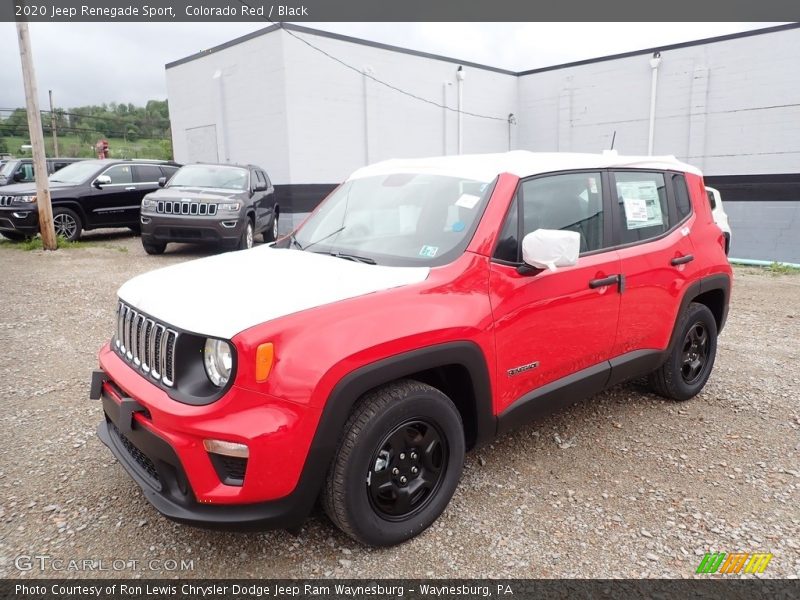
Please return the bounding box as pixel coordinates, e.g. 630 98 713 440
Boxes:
139 163 278 254
0 159 180 241
0 157 83 187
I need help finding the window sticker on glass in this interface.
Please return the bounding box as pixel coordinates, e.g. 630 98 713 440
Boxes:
617 180 663 230
455 194 481 209
419 245 439 258
588 177 598 194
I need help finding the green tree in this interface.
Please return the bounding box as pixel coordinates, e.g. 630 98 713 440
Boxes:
0 137 8 154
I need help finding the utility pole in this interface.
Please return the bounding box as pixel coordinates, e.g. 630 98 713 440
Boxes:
48 89 59 157
16 21 57 250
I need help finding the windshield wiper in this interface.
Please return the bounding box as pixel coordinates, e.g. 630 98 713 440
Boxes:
302 226 345 251
326 251 376 265
289 232 304 250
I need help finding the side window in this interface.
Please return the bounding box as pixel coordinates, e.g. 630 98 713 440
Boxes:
706 189 717 210
614 171 669 244
102 165 133 184
672 173 692 220
134 165 163 183
262 171 271 187
19 163 35 182
522 172 605 254
160 166 179 180
53 162 70 171
254 170 266 187
493 172 606 260
493 194 519 263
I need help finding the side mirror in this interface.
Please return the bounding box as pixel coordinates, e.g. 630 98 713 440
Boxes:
13 171 24 182
158 177 167 188
253 182 267 192
94 175 112 189
521 229 580 271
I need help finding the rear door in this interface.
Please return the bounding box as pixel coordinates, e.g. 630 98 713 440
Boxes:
489 171 621 415
609 170 696 368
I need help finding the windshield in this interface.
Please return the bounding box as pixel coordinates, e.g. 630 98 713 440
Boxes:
0 160 20 178
48 161 99 184
168 165 249 191
291 173 494 267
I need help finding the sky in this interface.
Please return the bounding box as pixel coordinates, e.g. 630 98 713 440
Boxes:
0 22 787 110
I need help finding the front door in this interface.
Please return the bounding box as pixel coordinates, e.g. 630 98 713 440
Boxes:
489 171 621 415
82 164 141 227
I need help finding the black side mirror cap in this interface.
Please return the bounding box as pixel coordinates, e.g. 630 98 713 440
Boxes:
158 177 167 188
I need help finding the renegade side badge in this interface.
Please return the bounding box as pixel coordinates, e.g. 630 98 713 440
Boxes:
507 361 540 377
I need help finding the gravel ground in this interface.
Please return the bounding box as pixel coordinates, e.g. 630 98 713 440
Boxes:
0 230 798 579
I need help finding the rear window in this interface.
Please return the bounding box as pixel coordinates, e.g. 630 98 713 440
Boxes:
135 165 164 183
613 171 670 244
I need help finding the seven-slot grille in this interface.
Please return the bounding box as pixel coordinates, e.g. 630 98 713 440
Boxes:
0 196 16 207
156 200 217 216
115 301 178 387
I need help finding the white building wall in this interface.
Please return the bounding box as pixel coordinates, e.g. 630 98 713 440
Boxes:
517 27 800 176
166 32 291 182
279 29 518 184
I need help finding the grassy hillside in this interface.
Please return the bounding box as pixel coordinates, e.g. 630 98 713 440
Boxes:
1 135 172 161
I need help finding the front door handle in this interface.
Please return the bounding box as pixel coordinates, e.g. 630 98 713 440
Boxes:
589 274 620 289
671 254 694 266
125 186 136 191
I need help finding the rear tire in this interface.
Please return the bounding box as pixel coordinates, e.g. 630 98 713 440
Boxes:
52 207 82 242
322 379 465 546
143 241 166 255
648 302 717 401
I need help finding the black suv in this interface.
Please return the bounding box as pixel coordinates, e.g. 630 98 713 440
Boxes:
139 163 278 254
0 159 180 241
0 157 83 187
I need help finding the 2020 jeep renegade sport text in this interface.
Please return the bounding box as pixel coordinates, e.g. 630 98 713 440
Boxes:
91 151 732 546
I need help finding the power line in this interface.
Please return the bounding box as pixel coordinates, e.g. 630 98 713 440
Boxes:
234 3 509 122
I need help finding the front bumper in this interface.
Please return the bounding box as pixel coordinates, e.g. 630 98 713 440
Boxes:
0 205 38 234
141 212 244 246
92 344 324 530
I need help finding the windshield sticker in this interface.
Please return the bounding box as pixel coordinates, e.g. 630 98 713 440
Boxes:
452 221 466 233
419 245 439 258
618 181 663 230
455 193 481 209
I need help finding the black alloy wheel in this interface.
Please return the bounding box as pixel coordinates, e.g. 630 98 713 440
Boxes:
680 322 710 385
367 419 448 520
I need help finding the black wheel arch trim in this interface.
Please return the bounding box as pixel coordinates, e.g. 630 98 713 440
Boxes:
284 341 495 523
52 200 88 226
667 272 731 354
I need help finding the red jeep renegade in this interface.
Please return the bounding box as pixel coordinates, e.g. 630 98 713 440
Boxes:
92 151 732 546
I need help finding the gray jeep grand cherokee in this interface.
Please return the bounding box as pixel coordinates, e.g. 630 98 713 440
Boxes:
140 163 278 254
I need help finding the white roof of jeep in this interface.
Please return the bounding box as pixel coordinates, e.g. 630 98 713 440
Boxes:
349 150 702 183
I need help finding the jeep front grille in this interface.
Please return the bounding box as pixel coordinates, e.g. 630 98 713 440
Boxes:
115 301 178 387
156 200 217 216
0 196 15 207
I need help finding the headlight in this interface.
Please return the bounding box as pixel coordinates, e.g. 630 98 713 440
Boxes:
141 197 156 209
13 195 36 204
218 202 241 212
204 338 232 387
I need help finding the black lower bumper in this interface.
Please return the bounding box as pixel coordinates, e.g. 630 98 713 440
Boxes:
0 206 38 234
141 215 243 247
93 371 313 531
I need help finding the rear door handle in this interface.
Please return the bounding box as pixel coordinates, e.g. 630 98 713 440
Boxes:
589 274 620 289
671 254 694 266
125 186 136 191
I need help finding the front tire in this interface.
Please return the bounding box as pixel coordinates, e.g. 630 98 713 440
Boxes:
238 218 254 250
142 241 166 255
322 379 465 546
52 207 82 242
263 213 279 243
648 302 718 401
